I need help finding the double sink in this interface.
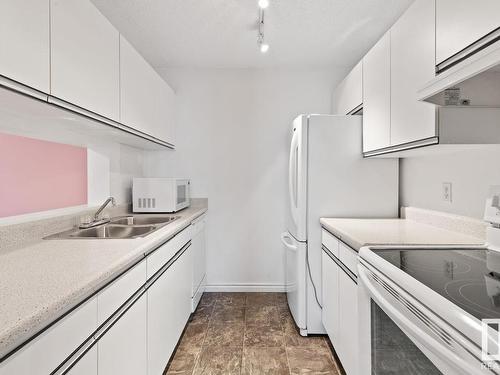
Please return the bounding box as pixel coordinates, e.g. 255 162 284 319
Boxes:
46 215 180 240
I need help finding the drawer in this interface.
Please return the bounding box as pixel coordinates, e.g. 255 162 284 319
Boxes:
321 229 339 258
147 227 190 278
97 260 147 325
191 275 206 312
191 214 206 236
338 242 358 276
0 297 98 375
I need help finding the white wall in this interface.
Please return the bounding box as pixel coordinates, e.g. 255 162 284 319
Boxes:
88 143 144 206
400 146 500 219
144 67 345 290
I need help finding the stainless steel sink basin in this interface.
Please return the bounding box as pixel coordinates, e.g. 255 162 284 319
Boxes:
66 225 155 239
110 215 179 226
45 215 180 240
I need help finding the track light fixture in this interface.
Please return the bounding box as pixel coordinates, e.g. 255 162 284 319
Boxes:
257 1 269 53
258 0 269 9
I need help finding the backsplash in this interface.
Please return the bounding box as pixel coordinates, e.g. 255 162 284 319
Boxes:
400 147 500 219
0 133 87 217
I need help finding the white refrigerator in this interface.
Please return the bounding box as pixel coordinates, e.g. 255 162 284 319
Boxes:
280 114 399 335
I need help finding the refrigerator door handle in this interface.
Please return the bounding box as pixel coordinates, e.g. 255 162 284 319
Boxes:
289 129 299 225
281 232 297 251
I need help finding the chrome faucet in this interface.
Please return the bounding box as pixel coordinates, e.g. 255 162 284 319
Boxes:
94 197 116 221
79 197 116 229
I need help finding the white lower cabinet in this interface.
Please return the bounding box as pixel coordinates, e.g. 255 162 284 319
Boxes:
98 294 147 375
0 223 200 375
0 297 97 375
321 229 358 375
337 270 358 375
66 346 97 375
191 215 207 311
148 244 192 375
321 249 340 342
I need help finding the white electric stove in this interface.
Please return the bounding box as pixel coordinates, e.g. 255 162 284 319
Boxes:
357 191 500 375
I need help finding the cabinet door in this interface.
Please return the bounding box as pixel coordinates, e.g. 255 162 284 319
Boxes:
391 0 436 146
363 32 391 152
436 0 500 65
321 250 340 346
148 248 192 375
98 294 147 375
192 218 207 296
0 0 49 92
333 61 362 115
120 36 175 144
338 272 358 375
67 346 97 375
50 0 120 120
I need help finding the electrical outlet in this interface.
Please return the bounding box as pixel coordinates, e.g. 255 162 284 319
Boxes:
443 182 452 203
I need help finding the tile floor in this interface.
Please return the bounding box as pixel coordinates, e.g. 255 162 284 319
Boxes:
165 292 343 375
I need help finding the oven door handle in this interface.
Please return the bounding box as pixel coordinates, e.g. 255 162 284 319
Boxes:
358 266 485 375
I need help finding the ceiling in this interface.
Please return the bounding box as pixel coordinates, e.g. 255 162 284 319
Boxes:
91 0 414 70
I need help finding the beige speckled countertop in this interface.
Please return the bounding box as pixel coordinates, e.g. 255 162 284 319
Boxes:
0 204 207 359
320 217 485 251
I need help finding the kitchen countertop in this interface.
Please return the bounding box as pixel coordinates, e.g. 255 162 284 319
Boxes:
0 204 207 360
320 217 485 252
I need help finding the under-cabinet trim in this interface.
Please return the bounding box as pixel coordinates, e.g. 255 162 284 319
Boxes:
363 136 439 157
436 27 500 74
0 74 175 150
321 225 358 253
322 245 357 284
346 103 363 115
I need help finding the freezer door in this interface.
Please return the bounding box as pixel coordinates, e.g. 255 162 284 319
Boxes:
281 231 307 332
286 116 307 241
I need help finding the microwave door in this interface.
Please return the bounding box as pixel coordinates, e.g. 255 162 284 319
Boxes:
176 180 190 209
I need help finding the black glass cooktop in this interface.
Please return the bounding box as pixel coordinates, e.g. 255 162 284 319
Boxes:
374 248 500 320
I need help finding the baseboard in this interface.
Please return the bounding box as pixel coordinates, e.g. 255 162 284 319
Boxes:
205 283 286 293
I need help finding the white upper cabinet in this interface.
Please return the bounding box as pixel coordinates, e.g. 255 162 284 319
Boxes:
362 32 391 152
50 0 120 120
0 0 50 92
120 36 176 145
390 0 436 146
436 0 500 66
333 61 362 115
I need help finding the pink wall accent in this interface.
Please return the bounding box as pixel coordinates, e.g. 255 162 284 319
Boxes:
0 133 87 217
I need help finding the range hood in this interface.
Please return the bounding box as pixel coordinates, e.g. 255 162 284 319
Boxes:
418 37 500 107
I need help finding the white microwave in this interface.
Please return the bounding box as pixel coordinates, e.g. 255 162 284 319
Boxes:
132 178 190 213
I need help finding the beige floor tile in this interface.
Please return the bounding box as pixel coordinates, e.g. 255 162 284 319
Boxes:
283 321 328 348
199 292 220 307
190 304 214 324
212 305 245 324
204 322 245 348
246 292 277 307
241 347 289 375
217 292 246 307
192 346 242 375
276 293 287 305
244 323 285 347
178 323 209 351
286 346 339 375
246 305 281 326
165 347 201 375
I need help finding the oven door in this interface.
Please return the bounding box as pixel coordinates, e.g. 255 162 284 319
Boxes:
358 261 494 375
175 180 190 211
